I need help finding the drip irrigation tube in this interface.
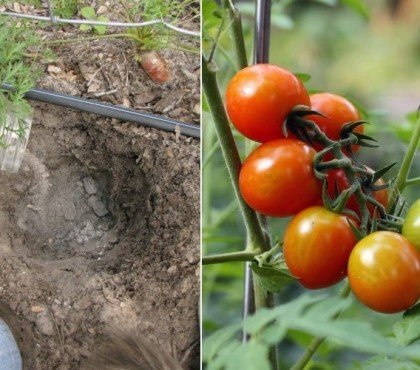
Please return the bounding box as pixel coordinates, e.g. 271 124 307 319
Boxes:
1 84 200 139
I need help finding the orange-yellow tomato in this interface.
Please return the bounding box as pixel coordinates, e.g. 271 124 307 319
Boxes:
348 231 420 314
284 206 358 289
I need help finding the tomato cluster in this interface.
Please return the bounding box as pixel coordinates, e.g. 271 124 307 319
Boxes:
226 63 420 314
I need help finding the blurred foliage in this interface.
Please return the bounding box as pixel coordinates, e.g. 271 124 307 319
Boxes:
203 297 420 369
203 0 420 368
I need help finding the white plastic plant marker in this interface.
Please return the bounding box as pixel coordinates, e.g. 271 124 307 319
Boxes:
0 318 22 370
0 112 32 173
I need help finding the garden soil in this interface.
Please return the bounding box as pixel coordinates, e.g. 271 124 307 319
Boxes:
0 103 200 369
0 2 200 368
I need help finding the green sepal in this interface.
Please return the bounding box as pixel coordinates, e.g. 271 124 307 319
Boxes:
348 219 364 240
370 216 378 233
290 105 325 118
321 179 334 209
331 187 354 213
353 132 378 142
371 162 397 183
341 120 368 136
342 209 360 222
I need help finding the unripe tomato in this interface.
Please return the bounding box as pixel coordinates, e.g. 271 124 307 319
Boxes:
226 64 310 143
239 139 322 217
284 206 357 289
402 199 420 250
348 231 420 314
326 168 388 216
309 93 362 154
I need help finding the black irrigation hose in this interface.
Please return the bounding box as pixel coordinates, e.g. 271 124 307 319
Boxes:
1 84 200 139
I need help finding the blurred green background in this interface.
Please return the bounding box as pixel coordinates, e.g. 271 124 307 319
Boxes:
203 0 420 368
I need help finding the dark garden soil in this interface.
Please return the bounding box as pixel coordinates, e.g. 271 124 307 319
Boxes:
0 104 200 369
0 1 200 369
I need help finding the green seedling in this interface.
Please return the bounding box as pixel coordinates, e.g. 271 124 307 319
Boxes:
80 6 109 35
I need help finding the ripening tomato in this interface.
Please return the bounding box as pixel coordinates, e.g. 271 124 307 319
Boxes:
239 139 322 217
348 231 420 313
284 206 358 289
402 199 420 251
309 93 362 153
226 64 310 143
326 168 388 216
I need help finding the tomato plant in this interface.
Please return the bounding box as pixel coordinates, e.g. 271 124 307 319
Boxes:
348 231 420 313
284 206 357 289
226 64 310 143
203 1 420 369
402 199 420 250
239 139 322 217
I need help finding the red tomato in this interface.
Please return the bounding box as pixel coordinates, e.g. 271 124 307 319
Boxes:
348 231 420 313
326 168 388 216
239 139 322 217
226 64 310 143
309 93 362 153
284 206 358 289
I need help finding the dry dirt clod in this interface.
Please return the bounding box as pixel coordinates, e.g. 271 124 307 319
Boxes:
83 177 99 195
87 196 109 217
35 310 55 336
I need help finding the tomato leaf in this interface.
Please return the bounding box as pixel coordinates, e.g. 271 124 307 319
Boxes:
352 355 419 370
203 0 223 31
394 305 420 345
339 0 369 19
244 295 323 335
203 323 242 363
225 342 271 370
251 262 295 293
204 296 420 368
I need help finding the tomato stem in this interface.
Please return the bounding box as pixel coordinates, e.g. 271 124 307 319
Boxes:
202 57 269 255
223 0 248 69
406 176 420 187
388 112 420 209
202 251 258 265
203 53 276 367
291 282 351 370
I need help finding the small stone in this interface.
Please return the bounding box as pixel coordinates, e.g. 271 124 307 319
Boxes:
31 305 45 313
83 177 99 195
167 266 178 275
47 65 62 75
62 202 77 221
35 311 55 336
97 5 108 14
88 196 109 217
